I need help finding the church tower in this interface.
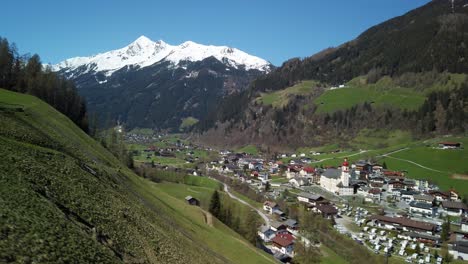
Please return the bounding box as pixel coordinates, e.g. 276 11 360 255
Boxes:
341 158 350 187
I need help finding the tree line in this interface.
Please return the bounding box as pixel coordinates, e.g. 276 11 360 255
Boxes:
0 37 88 132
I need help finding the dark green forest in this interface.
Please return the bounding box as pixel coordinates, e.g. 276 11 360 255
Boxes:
0 37 89 132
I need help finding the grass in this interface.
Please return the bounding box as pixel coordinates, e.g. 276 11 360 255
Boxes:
0 88 274 264
128 127 154 135
237 144 259 155
350 129 413 150
180 117 199 130
314 77 426 113
256 80 319 108
320 245 348 264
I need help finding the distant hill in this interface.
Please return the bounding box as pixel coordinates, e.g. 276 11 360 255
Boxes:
0 89 274 263
52 36 272 131
197 0 468 150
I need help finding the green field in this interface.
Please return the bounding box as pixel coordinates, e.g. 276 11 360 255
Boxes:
257 80 320 108
180 117 199 130
237 144 259 155
0 88 274 263
314 78 425 113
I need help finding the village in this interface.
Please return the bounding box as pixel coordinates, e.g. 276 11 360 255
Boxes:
129 131 467 264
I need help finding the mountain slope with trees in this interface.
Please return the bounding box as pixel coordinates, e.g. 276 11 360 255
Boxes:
196 0 468 150
0 37 89 132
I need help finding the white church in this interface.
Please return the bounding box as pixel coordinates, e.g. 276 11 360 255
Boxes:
320 158 354 196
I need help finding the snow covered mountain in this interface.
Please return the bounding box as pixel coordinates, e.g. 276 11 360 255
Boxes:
52 36 271 77
52 36 273 131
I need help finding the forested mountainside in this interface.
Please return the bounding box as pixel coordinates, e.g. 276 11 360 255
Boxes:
196 0 468 150
0 37 89 132
52 36 272 131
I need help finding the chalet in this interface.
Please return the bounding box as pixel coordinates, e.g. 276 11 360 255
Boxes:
297 192 325 206
271 233 295 256
355 160 373 174
315 204 338 218
429 189 460 201
441 201 467 216
438 142 461 149
369 215 437 233
185 196 200 206
258 225 276 242
263 201 279 214
449 241 468 261
406 232 440 245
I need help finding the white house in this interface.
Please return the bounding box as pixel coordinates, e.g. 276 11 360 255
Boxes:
263 201 279 214
258 225 276 242
441 201 467 216
409 201 433 216
449 241 468 261
271 233 295 256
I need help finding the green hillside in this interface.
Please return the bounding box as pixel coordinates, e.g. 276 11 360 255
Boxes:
256 80 320 108
0 89 274 263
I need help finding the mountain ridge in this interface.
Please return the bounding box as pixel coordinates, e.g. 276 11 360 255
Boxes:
51 35 272 77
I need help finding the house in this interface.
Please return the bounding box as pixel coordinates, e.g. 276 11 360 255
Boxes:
413 194 434 204
441 201 467 216
185 196 200 206
409 201 435 216
438 142 461 149
400 190 420 202
300 167 315 176
284 219 299 232
428 190 451 201
258 225 276 242
271 233 295 256
462 218 468 233
449 241 468 261
315 204 338 218
270 221 287 232
367 188 382 202
319 158 353 195
369 215 437 233
286 165 302 179
297 192 325 206
289 177 308 187
263 201 279 214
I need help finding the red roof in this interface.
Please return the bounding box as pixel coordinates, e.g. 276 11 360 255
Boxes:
272 233 294 247
369 188 382 194
303 167 315 173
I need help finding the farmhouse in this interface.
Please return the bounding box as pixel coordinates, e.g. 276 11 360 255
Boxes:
185 196 200 206
438 142 461 149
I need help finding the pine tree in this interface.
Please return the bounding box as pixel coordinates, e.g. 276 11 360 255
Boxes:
209 190 221 218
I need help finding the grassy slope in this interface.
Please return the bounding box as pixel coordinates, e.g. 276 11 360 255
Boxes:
256 80 319 108
313 73 466 114
0 89 273 263
314 77 425 113
237 144 259 155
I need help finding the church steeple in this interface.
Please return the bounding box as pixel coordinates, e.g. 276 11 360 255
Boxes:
341 158 350 187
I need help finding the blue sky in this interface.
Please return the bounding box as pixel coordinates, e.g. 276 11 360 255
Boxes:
1 0 430 66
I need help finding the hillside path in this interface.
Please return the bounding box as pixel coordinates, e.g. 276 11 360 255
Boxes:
378 147 447 173
310 150 368 164
220 182 270 226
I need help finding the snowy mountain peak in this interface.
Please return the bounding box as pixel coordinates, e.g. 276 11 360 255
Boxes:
52 36 272 76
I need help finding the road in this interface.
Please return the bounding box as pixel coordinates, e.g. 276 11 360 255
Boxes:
220 181 271 225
